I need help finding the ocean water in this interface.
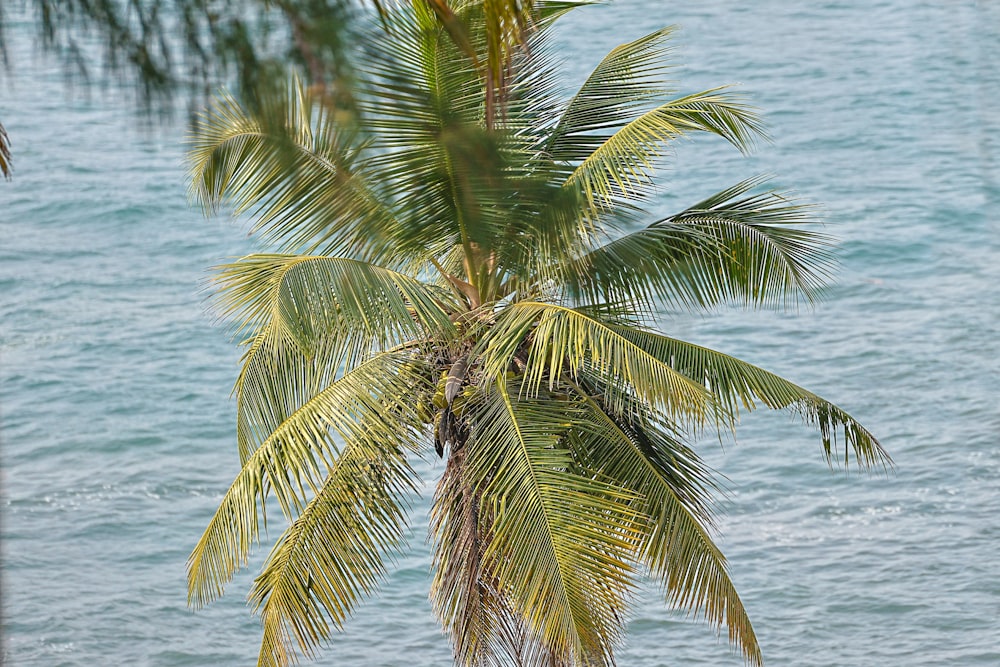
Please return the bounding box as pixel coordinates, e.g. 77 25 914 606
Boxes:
2 1 998 665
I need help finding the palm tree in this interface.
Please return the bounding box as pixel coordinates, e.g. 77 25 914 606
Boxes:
186 2 888 666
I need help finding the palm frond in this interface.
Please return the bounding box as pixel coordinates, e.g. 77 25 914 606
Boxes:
213 253 455 460
252 435 417 667
547 27 678 160
562 177 834 311
534 0 598 26
363 2 597 289
480 0 532 96
360 2 490 263
561 90 765 211
233 323 343 464
612 326 890 469
214 254 456 346
567 379 761 665
187 351 429 608
425 0 593 126
479 301 725 430
189 78 403 260
463 381 644 665
483 167 596 296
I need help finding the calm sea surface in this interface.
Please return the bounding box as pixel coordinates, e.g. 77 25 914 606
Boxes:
2 1 998 665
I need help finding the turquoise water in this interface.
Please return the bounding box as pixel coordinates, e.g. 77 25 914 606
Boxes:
2 1 998 665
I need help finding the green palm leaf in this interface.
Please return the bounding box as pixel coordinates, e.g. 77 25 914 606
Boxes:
545 27 765 213
480 301 724 429
612 325 890 468
214 254 456 347
233 324 343 464
361 2 591 287
252 435 417 667
548 26 678 157
214 254 455 460
563 176 834 311
187 351 429 608
567 380 761 665
190 79 403 260
464 381 644 665
361 2 495 263
562 90 765 211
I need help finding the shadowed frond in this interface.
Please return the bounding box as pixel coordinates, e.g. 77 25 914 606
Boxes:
362 6 589 293
562 177 834 312
187 351 430 608
566 380 761 665
360 3 513 263
189 79 403 260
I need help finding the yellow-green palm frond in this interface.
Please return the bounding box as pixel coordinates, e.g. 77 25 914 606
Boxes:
213 254 457 347
547 26 679 161
479 301 725 430
462 380 645 666
187 351 430 608
252 435 417 667
562 88 764 211
213 254 456 460
562 177 834 312
545 27 764 210
566 381 761 665
233 324 344 464
614 326 890 469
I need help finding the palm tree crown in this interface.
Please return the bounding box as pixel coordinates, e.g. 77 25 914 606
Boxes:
186 2 888 666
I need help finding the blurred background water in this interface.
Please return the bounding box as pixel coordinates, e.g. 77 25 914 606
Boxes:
2 1 998 665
